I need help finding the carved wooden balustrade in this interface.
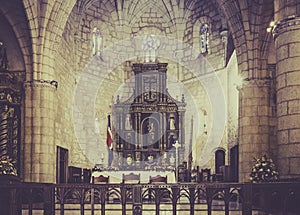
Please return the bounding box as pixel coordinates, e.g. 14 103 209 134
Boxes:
0 181 299 215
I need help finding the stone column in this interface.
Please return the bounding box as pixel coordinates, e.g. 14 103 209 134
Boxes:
273 15 300 179
238 80 271 182
24 80 56 183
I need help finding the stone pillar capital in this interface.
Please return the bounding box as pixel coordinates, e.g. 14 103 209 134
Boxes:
240 78 271 89
272 16 300 39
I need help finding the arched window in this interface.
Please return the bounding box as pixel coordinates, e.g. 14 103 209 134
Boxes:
200 23 209 54
92 27 103 57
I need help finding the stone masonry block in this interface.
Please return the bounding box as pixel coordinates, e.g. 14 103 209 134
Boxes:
278 114 300 130
277 158 290 175
276 73 286 90
288 100 300 114
243 106 258 116
277 130 289 144
277 30 300 48
278 144 300 158
259 116 269 126
277 44 288 61
258 106 268 116
287 71 300 86
277 57 300 75
290 157 300 174
277 86 300 103
277 101 288 116
289 129 300 144
289 42 300 57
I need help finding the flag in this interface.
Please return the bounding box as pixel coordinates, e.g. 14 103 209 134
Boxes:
106 115 113 166
106 115 113 149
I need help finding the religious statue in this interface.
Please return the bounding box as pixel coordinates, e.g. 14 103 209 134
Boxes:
92 27 103 58
126 133 133 149
169 117 176 130
169 154 175 165
125 114 132 130
146 122 155 144
94 117 100 133
126 155 133 166
168 135 176 148
143 35 160 62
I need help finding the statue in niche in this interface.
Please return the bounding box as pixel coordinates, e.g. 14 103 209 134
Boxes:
92 27 103 58
169 117 176 130
125 114 132 130
169 154 175 165
126 155 133 166
143 35 160 62
126 133 134 149
146 122 155 145
168 135 176 148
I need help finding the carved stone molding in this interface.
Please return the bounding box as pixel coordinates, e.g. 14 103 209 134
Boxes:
273 16 300 39
236 78 271 93
24 79 58 90
0 90 22 105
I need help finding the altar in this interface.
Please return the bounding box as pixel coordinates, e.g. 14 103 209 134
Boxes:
91 170 176 183
113 62 186 170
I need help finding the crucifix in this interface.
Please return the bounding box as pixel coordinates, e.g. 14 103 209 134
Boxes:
173 140 181 182
143 77 157 101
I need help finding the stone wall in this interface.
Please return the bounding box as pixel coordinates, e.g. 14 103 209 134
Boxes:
273 0 300 179
50 0 235 173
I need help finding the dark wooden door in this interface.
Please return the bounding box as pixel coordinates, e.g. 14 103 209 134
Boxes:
215 149 225 173
230 145 239 182
56 146 68 183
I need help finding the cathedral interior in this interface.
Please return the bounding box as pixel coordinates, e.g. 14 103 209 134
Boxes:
1 0 300 214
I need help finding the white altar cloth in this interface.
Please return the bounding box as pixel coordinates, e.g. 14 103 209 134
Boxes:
91 170 176 183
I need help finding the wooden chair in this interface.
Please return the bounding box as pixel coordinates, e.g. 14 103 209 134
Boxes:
200 168 211 182
92 175 109 184
92 175 109 202
122 173 140 183
149 175 167 183
148 175 168 202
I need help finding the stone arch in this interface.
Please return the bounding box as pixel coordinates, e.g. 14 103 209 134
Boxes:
127 0 175 35
258 0 276 73
126 0 176 26
0 2 32 77
215 0 249 74
22 0 77 79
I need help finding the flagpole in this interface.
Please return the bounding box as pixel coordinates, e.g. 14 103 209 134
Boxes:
107 114 113 167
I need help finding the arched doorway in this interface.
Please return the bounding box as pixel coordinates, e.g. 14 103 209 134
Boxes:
215 149 225 173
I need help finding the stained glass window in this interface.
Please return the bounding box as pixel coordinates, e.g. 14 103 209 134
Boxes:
200 23 209 54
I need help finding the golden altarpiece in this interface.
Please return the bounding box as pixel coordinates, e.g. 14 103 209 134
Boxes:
0 44 22 177
113 63 186 170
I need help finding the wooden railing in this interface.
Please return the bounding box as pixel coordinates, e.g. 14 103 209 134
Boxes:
0 181 300 215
